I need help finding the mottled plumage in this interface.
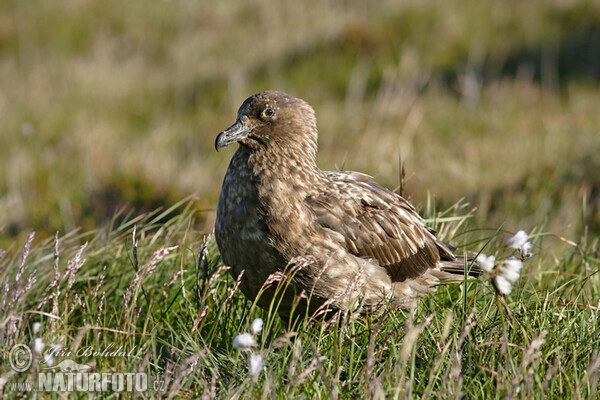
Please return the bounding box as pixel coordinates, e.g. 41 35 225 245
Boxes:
215 91 477 318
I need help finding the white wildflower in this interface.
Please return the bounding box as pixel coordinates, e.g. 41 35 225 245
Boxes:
33 322 42 334
248 352 263 378
521 241 533 257
506 230 528 249
250 318 263 335
494 258 523 295
499 258 523 283
553 312 565 321
494 275 513 295
233 333 256 351
33 338 45 354
476 254 496 273
506 230 533 258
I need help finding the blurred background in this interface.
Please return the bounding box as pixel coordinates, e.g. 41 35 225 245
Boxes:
1 0 599 248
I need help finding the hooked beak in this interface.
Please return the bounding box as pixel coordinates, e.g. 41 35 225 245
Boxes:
215 120 253 151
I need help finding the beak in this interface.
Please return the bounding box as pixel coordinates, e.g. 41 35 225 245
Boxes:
215 120 253 151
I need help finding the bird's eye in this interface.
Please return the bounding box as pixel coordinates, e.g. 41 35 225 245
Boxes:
263 108 275 118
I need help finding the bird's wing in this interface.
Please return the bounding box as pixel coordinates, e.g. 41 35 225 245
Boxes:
306 171 455 282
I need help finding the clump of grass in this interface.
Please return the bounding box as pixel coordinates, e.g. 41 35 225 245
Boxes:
0 200 598 397
2 1 600 247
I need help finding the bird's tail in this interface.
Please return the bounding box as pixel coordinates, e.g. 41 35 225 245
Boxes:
440 255 482 277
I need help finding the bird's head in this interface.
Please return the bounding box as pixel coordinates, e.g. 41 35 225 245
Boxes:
215 91 318 157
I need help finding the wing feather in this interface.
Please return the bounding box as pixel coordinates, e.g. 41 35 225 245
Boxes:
307 171 453 282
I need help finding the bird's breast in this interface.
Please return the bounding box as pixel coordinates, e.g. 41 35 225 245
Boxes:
215 149 285 291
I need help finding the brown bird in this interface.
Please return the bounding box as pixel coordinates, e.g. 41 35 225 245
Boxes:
215 91 477 319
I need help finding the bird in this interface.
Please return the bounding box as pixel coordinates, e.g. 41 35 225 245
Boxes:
214 90 478 319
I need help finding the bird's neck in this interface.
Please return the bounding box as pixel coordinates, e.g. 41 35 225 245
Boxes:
242 141 323 188
236 141 320 208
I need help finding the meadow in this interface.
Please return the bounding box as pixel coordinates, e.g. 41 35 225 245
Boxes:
1 0 599 398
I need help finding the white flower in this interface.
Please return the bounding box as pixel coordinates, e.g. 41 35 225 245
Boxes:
250 318 263 335
33 322 42 334
494 275 513 295
521 241 532 257
248 353 263 378
476 254 496 273
233 333 256 351
499 258 523 283
33 338 45 354
506 230 528 249
493 258 523 295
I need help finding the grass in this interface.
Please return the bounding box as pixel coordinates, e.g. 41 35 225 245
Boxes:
0 200 598 398
1 0 600 245
1 0 600 397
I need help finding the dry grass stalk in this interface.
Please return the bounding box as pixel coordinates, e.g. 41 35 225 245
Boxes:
506 330 547 400
7 232 35 315
63 242 88 292
168 353 200 398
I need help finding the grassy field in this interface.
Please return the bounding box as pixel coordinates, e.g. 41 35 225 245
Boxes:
1 0 599 398
0 204 598 398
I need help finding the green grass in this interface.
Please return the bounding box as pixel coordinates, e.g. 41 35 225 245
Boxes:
1 0 600 246
0 201 598 398
1 0 600 397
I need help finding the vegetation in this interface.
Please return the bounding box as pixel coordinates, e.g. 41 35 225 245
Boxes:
0 0 599 398
1 0 600 244
0 203 598 398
